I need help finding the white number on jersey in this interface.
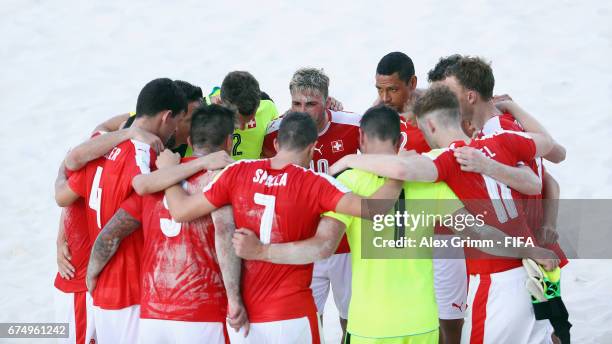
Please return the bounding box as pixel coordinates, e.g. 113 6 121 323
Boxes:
400 132 408 150
253 193 276 244
483 175 518 223
88 166 103 229
309 158 330 174
160 196 182 237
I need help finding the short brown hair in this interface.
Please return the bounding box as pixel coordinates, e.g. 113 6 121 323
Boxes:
444 56 494 100
414 86 461 124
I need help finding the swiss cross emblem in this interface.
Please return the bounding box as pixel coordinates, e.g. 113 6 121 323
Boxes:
247 118 257 129
331 140 344 153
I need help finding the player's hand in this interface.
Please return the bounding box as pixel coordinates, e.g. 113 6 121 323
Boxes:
492 94 513 103
530 247 560 271
227 297 250 337
155 149 181 169
233 229 265 260
86 275 98 294
327 96 344 111
129 127 164 153
57 240 75 279
453 146 491 174
198 151 234 171
210 94 222 105
494 100 516 114
536 225 559 246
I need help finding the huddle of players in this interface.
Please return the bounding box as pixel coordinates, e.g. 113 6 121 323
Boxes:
52 51 567 344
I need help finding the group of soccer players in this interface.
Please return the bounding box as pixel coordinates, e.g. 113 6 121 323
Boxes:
52 51 569 344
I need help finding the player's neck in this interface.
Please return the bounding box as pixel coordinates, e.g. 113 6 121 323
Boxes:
237 113 255 130
191 147 220 157
132 117 159 136
438 127 470 148
475 101 502 122
270 151 309 169
317 110 330 134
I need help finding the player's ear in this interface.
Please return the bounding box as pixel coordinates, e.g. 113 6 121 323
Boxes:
409 75 417 91
224 134 233 153
359 129 366 149
427 117 436 134
325 96 331 109
467 91 477 105
273 138 279 152
160 110 173 124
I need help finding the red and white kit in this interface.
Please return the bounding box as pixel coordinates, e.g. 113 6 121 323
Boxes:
432 131 553 344
264 109 359 319
479 114 568 267
54 168 96 344
121 157 228 344
203 159 349 343
399 118 430 153
68 139 156 343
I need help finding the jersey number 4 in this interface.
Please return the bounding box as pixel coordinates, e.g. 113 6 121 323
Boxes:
254 193 275 244
88 166 104 229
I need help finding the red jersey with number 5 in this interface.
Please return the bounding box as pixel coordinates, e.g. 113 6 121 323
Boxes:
203 159 348 322
68 139 156 309
120 157 226 322
432 131 538 275
262 109 359 254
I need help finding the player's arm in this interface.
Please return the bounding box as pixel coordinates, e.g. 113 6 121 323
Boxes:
56 209 75 279
86 209 141 292
233 216 346 264
54 160 80 207
132 149 233 195
93 113 131 133
164 184 218 222
452 146 542 195
330 153 439 182
538 171 561 245
65 126 163 171
448 208 559 271
212 206 249 335
333 178 404 219
496 101 566 163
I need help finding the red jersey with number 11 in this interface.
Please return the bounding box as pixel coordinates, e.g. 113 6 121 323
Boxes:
203 159 348 322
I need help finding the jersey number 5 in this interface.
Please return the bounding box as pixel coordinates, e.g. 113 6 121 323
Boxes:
253 193 275 244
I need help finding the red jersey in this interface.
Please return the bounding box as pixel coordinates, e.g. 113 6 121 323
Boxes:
400 118 430 153
478 114 568 267
54 169 92 293
263 109 360 254
121 158 226 322
203 159 348 322
433 131 538 275
68 139 156 309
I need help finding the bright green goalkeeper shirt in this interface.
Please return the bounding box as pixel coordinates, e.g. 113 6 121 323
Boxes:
324 156 462 338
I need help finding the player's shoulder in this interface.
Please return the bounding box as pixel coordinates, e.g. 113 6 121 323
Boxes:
294 165 351 192
256 99 279 121
265 116 283 135
422 148 449 159
329 110 362 127
479 129 531 141
481 114 523 135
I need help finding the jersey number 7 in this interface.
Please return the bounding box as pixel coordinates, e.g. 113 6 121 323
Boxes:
253 193 275 244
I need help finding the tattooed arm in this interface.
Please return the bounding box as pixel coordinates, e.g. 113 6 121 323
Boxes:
86 209 141 293
212 206 249 336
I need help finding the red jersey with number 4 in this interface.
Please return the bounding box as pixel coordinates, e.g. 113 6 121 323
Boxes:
478 114 568 267
54 169 92 293
203 159 348 322
263 109 359 254
433 131 538 275
54 131 104 293
68 139 156 309
121 157 226 322
400 119 430 153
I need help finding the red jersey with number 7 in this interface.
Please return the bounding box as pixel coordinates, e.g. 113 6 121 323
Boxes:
68 139 156 309
120 157 226 322
202 159 349 322
432 130 538 275
262 109 360 254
